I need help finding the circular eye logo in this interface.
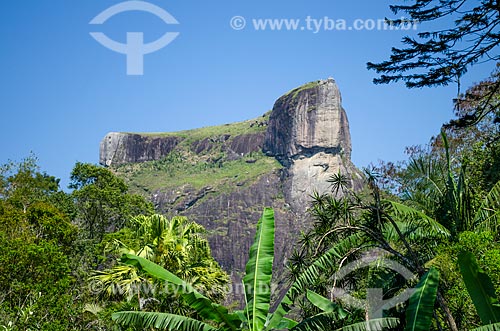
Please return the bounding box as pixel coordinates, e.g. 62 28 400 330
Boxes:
89 1 180 76
331 250 417 319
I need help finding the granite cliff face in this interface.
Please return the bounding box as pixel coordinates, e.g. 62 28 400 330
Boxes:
264 78 363 211
264 78 351 163
100 132 267 166
100 132 182 166
100 78 362 304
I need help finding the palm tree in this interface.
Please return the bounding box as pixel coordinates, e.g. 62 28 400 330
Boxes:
92 214 228 313
289 133 500 331
112 208 398 331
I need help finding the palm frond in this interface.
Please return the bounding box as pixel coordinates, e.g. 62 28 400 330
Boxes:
288 233 365 300
385 200 451 240
120 254 240 330
473 180 500 233
266 233 365 330
470 322 500 331
290 312 342 331
382 220 448 244
336 318 400 331
112 311 216 331
287 290 349 331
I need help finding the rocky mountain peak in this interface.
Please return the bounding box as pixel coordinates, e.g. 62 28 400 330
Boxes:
264 78 362 211
263 78 351 166
97 78 363 305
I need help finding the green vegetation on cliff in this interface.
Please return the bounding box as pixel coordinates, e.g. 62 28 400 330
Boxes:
115 151 281 194
284 80 322 100
128 112 271 139
113 112 281 198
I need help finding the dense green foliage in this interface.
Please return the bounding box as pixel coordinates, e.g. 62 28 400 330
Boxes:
91 214 229 319
113 113 279 196
0 157 78 330
1 2 499 328
112 209 399 331
0 159 202 330
70 162 154 240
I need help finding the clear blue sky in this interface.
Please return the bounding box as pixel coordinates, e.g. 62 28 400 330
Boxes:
0 0 494 189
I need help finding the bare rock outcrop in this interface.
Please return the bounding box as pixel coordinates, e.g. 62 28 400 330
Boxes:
100 132 266 166
264 78 363 212
264 78 351 163
100 132 182 166
98 77 363 305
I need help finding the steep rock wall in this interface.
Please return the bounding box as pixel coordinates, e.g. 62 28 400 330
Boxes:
264 78 351 164
264 78 363 212
100 133 183 166
99 78 363 305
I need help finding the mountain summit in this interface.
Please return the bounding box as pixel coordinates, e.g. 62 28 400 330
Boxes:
99 78 362 303
264 78 362 211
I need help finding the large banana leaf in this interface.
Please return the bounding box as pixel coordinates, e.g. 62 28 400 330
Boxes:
307 290 348 319
243 208 275 331
119 253 240 330
458 251 500 325
306 290 346 315
276 318 299 329
404 267 439 331
112 311 216 331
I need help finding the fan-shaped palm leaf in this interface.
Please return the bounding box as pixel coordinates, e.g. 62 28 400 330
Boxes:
473 180 500 233
385 200 451 239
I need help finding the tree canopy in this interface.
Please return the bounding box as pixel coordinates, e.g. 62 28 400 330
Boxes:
368 0 500 126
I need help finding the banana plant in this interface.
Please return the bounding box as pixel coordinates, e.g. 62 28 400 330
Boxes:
404 267 440 331
112 208 398 330
458 251 500 327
